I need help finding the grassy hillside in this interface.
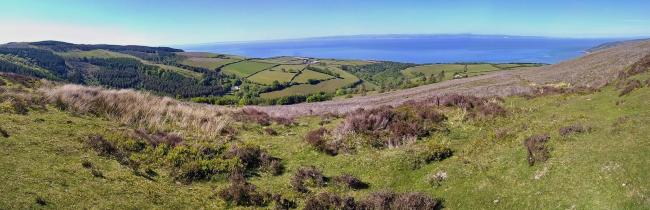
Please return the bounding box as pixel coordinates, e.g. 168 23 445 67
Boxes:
1 59 649 209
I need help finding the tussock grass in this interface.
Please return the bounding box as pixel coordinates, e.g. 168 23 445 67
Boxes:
42 84 233 137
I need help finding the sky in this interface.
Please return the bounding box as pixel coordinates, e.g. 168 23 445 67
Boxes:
1 0 649 45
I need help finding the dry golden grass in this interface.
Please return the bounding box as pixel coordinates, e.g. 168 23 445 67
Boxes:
42 84 234 138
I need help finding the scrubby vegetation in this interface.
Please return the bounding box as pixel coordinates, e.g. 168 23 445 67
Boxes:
523 134 551 166
2 41 650 209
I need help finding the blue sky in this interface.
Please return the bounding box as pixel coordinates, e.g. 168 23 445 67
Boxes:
1 0 649 45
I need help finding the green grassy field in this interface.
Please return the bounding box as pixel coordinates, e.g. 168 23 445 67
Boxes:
292 69 334 83
180 57 241 70
56 49 138 59
258 57 307 65
222 61 277 77
261 66 359 98
403 64 500 80
271 64 306 73
247 69 296 85
1 70 649 209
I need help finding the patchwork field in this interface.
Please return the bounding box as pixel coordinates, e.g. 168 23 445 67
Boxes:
261 66 360 98
247 69 296 85
403 64 497 79
222 61 277 77
292 69 334 83
271 64 306 73
258 56 308 64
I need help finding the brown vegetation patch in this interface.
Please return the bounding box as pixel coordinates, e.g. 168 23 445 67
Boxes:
304 128 340 155
334 104 447 149
132 129 183 148
43 84 231 137
225 144 284 176
304 192 356 210
408 144 454 169
0 126 9 138
523 134 551 166
559 124 591 136
290 166 329 193
333 174 369 190
234 108 295 126
218 174 271 207
618 79 643 96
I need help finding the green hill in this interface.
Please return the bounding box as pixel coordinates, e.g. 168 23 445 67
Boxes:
1 44 649 208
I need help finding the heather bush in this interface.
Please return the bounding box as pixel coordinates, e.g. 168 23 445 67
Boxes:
333 174 369 190
218 176 271 207
271 194 297 210
91 169 104 178
291 166 329 193
234 108 295 126
86 135 123 159
559 124 590 136
303 192 356 210
357 191 441 210
357 191 396 210
619 79 643 96
0 126 8 138
264 127 278 136
35 196 47 206
305 128 339 155
523 134 551 166
521 85 597 99
132 129 183 148
334 105 447 150
391 192 441 210
617 54 650 79
81 160 93 169
225 144 284 176
408 144 453 169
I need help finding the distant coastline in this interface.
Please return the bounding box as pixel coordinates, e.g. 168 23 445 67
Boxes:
180 34 624 64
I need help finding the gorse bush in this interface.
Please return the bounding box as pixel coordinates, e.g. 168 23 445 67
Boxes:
166 144 239 182
523 134 551 166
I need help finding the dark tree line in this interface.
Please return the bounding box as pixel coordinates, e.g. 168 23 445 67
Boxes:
0 47 68 77
84 57 227 98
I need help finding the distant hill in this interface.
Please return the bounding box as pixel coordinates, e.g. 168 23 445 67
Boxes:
586 38 650 52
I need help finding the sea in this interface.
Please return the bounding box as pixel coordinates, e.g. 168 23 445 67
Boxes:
181 35 622 64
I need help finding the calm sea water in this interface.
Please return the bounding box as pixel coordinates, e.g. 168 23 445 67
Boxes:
181 35 620 64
